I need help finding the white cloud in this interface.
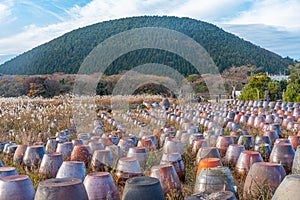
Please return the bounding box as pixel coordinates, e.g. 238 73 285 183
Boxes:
0 3 12 23
228 0 300 31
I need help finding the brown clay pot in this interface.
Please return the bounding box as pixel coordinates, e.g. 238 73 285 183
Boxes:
84 172 120 200
160 153 185 181
70 145 92 166
116 157 143 184
243 162 286 198
235 151 263 177
216 136 235 157
137 138 156 151
288 135 300 150
0 175 35 200
150 164 181 196
196 158 223 178
191 139 208 154
269 143 295 173
13 144 27 166
225 144 245 167
127 147 148 170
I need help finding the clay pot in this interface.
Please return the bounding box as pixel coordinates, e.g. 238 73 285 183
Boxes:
255 135 272 148
268 123 282 137
45 138 58 153
192 139 208 154
274 138 291 146
84 172 120 200
244 162 286 198
150 164 181 196
160 153 185 181
254 143 272 159
13 144 27 166
0 167 18 178
70 145 92 166
56 161 86 180
292 146 300 174
196 158 223 178
91 150 113 172
216 136 235 157
163 137 184 154
35 178 88 200
105 145 122 167
288 135 300 150
225 144 245 167
270 143 295 173
264 130 279 144
196 147 221 165
39 152 64 179
189 134 204 146
238 135 254 150
88 141 105 154
0 175 35 200
118 138 135 157
122 176 164 200
137 138 156 151
127 147 148 170
116 157 143 184
194 167 236 195
272 174 300 200
56 142 74 160
23 145 46 170
72 139 84 146
235 151 263 177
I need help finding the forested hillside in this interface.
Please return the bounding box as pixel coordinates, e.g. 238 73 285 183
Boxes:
0 16 294 75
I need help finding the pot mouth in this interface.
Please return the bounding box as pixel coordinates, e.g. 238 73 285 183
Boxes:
87 172 110 178
0 167 16 171
126 176 159 187
40 178 82 187
0 175 28 182
242 151 259 155
28 145 44 149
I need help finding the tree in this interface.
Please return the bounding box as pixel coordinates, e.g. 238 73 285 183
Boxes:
239 73 272 100
284 63 300 102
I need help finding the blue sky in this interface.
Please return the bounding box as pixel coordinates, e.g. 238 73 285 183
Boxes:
0 0 299 64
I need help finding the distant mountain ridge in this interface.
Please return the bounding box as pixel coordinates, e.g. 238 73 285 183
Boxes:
0 16 294 75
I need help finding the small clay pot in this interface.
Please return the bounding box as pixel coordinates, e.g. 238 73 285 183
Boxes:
0 167 18 178
255 135 272 148
105 145 122 168
91 150 113 172
122 176 164 200
118 138 135 157
137 138 156 151
160 153 185 181
269 143 295 173
88 141 105 154
225 144 245 167
288 135 300 150
196 158 223 178
70 145 92 166
13 145 27 166
150 164 181 196
235 151 263 177
72 139 84 146
243 162 286 198
116 157 143 184
196 147 221 165
216 136 235 157
264 130 279 144
39 152 64 179
56 161 86 181
0 175 35 200
163 137 184 154
35 178 88 200
127 147 148 170
191 139 208 154
45 138 58 153
23 145 46 170
56 142 74 160
84 172 120 200
238 135 254 150
194 167 235 194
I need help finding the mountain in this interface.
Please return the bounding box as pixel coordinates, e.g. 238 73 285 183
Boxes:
0 16 294 75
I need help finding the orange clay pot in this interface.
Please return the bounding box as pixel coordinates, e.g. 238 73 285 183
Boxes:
196 158 223 178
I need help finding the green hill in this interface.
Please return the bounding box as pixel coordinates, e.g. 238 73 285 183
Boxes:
0 16 294 75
